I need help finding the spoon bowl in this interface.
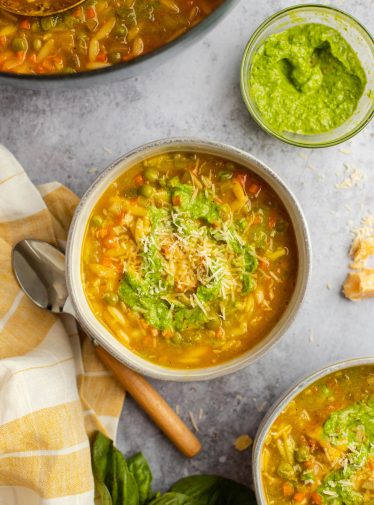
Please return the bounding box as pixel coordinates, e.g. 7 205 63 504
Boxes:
12 239 68 312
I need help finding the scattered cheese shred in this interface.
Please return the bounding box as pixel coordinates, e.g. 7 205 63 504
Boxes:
189 411 199 432
335 164 365 189
234 434 253 452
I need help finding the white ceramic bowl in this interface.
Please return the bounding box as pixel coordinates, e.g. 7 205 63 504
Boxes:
252 356 374 504
66 138 312 381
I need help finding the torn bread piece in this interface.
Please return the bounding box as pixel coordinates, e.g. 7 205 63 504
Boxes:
343 223 374 300
349 236 374 269
343 269 374 301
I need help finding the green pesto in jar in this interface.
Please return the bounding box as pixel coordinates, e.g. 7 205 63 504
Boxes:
249 23 367 134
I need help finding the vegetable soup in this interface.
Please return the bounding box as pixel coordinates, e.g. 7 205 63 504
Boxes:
0 0 222 74
81 152 297 369
262 365 374 505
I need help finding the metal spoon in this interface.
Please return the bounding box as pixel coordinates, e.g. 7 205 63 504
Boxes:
12 239 202 458
0 0 85 18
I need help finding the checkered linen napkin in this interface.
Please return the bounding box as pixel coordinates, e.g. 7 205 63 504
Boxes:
0 145 125 505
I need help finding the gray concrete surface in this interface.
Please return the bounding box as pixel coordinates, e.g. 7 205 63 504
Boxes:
0 0 373 493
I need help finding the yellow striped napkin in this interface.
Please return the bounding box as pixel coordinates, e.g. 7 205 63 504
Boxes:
0 145 125 504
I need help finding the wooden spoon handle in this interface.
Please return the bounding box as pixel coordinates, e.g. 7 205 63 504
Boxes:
95 346 202 458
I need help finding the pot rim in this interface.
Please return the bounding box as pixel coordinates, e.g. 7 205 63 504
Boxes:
0 0 240 86
252 355 374 504
66 137 312 381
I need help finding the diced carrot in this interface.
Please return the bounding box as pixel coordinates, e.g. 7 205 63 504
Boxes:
215 327 224 338
172 195 181 206
103 234 118 248
304 460 313 469
311 492 322 504
42 58 54 71
115 209 125 224
253 214 263 225
19 19 31 29
268 211 277 229
283 482 294 497
96 51 107 62
73 6 83 17
28 52 37 63
248 182 261 196
259 259 269 270
294 492 306 502
16 51 25 62
235 173 247 189
53 55 63 66
101 256 113 267
36 65 45 74
134 174 144 186
86 6 96 18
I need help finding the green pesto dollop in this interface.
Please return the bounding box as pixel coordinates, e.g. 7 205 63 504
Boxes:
118 180 258 333
318 400 374 504
249 23 367 134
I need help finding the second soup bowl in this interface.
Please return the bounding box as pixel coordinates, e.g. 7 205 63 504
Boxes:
66 138 311 381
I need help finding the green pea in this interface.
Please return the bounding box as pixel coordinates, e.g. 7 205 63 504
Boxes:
218 170 233 181
11 37 28 52
144 167 159 182
275 220 288 233
103 292 119 305
64 15 78 28
321 384 330 396
295 446 310 462
108 52 121 64
301 470 315 482
33 38 42 51
91 215 104 227
123 187 138 198
205 318 221 330
277 462 295 480
169 176 180 187
114 24 127 37
31 20 40 32
139 184 154 198
41 16 58 31
137 195 148 207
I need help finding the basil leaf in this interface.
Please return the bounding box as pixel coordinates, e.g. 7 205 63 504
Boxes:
94 478 113 505
114 447 139 505
147 492 194 505
93 432 113 482
170 475 256 505
127 452 153 505
106 445 119 505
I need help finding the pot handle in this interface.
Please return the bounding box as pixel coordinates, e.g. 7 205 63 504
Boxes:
95 346 202 458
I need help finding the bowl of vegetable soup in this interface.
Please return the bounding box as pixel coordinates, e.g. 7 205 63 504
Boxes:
66 138 311 380
0 0 239 88
253 357 374 505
